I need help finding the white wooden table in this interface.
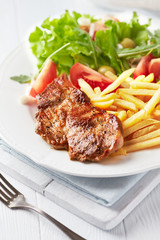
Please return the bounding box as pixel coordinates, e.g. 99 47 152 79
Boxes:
0 0 160 239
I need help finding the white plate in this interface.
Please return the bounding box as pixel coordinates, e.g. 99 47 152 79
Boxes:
0 12 160 178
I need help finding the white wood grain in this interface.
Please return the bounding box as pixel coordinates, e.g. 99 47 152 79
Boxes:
1 169 160 240
1 142 160 231
0 148 52 193
36 191 126 240
124 184 160 240
0 172 41 240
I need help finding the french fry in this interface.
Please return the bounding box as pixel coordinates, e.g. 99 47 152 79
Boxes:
142 73 154 83
124 136 160 153
134 75 145 82
122 109 145 129
110 148 126 157
131 123 160 139
153 110 160 116
104 71 117 80
156 104 160 110
108 105 117 111
101 68 135 96
127 110 134 118
144 87 160 116
117 111 127 121
131 81 160 90
125 129 160 145
120 81 130 88
118 88 156 96
120 76 133 88
79 71 160 156
114 99 137 111
79 78 95 99
123 119 159 138
91 93 118 102
107 111 118 116
119 92 145 109
94 87 101 95
121 77 133 88
126 77 134 83
92 99 114 109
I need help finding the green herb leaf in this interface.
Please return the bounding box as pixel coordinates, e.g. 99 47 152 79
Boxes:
118 43 160 58
10 75 31 84
95 29 123 74
29 11 101 74
28 10 160 76
104 12 151 46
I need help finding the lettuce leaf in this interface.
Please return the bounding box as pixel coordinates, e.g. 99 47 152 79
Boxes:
29 11 160 77
95 29 123 74
29 11 102 74
104 12 151 45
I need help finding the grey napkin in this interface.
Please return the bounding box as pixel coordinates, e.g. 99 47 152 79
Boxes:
0 138 146 207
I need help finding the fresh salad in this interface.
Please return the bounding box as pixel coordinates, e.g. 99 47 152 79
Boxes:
11 11 160 98
10 11 160 157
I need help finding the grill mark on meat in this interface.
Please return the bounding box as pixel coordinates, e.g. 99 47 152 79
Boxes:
35 74 124 161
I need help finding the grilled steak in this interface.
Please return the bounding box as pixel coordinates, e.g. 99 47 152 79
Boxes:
35 74 72 149
35 74 124 161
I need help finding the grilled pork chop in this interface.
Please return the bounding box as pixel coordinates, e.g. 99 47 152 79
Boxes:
35 74 124 161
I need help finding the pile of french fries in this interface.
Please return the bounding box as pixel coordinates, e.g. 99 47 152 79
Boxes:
78 68 160 156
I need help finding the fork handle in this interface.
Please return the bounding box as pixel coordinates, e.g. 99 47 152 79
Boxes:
15 203 86 240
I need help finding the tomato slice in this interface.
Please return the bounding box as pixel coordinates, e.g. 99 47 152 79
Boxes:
148 58 160 80
133 54 153 79
70 63 115 90
29 59 57 97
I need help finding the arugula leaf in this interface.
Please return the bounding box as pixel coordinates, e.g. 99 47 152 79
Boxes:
118 43 160 58
151 29 160 56
95 29 123 74
10 75 31 84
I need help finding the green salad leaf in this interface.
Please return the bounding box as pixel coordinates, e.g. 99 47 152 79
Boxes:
29 11 103 74
28 10 160 77
95 28 123 74
104 12 151 45
10 75 31 84
118 43 160 58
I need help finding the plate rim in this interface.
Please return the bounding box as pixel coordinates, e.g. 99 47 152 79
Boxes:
1 13 160 177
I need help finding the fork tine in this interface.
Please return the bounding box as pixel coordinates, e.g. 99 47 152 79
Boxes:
0 182 15 197
0 174 19 194
0 189 11 201
0 196 8 206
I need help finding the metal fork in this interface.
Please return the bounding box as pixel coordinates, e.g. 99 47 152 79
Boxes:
0 174 86 240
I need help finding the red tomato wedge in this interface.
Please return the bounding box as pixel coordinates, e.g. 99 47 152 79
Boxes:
133 54 153 79
70 63 115 90
148 58 160 80
29 59 57 97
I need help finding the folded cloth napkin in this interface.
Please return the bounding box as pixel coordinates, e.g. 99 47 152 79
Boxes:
0 138 146 207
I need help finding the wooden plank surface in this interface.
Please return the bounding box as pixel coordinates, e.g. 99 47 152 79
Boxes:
0 149 52 193
0 172 41 240
1 169 160 240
